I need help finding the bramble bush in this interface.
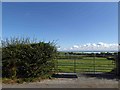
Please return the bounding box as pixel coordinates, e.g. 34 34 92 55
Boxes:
2 37 57 79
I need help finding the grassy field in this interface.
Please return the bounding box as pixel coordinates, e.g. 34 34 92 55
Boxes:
56 57 115 73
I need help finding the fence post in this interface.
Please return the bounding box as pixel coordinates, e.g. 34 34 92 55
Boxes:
93 53 95 74
74 57 76 73
57 56 58 74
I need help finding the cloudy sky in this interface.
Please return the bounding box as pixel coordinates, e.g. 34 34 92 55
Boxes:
58 42 118 51
3 2 118 51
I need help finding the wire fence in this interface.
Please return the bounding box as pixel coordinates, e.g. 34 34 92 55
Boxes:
56 52 116 75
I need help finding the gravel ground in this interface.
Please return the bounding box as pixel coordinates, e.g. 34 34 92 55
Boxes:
2 74 119 88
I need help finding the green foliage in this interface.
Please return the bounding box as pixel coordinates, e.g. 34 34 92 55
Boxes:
2 37 57 79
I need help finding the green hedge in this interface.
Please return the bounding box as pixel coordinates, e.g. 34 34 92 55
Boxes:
2 37 57 79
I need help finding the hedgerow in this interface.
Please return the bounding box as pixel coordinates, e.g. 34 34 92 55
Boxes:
2 37 57 79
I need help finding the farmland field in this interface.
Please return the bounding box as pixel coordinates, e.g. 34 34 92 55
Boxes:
56 56 115 73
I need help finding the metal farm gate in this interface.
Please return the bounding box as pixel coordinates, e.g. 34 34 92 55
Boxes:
56 52 117 77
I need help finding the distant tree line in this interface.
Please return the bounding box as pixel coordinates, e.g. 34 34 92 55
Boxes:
59 52 117 58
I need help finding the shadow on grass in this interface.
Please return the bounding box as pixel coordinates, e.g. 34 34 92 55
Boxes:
52 73 78 78
80 71 118 80
52 69 118 80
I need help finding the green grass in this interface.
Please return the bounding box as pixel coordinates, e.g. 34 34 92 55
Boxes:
56 57 115 73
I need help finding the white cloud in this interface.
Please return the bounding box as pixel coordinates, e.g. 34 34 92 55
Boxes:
57 42 118 51
57 47 61 50
73 45 79 48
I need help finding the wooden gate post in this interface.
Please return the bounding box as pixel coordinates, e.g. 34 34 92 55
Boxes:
74 58 76 73
117 52 120 79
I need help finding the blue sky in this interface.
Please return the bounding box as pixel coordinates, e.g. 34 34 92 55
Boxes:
2 2 118 51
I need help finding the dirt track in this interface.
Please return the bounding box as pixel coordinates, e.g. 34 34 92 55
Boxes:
2 74 119 88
